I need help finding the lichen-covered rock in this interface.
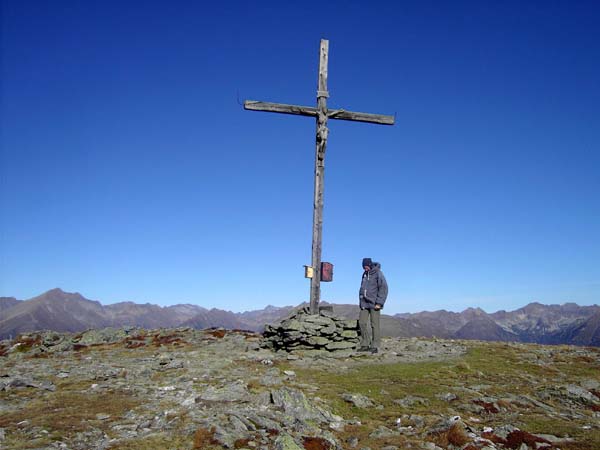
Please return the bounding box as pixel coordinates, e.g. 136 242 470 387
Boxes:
342 393 375 409
271 387 335 424
326 340 356 351
199 380 250 402
274 433 304 450
76 328 129 345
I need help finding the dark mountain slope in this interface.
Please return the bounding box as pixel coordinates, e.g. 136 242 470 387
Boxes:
0 289 109 338
454 316 519 342
548 312 600 346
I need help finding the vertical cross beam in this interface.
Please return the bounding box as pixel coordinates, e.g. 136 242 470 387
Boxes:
310 39 329 314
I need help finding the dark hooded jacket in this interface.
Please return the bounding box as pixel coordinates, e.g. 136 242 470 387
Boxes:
359 262 388 309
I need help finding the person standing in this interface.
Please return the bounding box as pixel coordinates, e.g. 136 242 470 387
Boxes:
358 257 388 354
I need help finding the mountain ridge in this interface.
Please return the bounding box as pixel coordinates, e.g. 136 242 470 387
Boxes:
1 288 598 346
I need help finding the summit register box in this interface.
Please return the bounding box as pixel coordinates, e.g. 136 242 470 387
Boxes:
320 262 333 282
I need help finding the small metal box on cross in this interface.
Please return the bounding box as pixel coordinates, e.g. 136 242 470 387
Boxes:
244 39 394 314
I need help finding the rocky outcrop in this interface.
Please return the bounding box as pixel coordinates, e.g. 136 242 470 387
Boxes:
262 306 359 354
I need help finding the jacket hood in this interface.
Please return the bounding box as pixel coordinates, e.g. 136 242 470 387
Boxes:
368 262 381 271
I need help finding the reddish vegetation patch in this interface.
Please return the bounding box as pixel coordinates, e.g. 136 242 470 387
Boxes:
506 430 550 449
575 355 596 363
432 423 471 448
152 333 184 346
590 389 600 399
0 344 8 357
15 334 42 351
123 336 147 349
481 431 508 446
232 329 257 335
124 341 146 349
589 404 600 412
234 438 251 448
303 436 332 450
474 400 500 414
73 344 89 351
267 428 280 437
447 423 470 446
193 426 219 448
208 329 227 339
463 445 481 450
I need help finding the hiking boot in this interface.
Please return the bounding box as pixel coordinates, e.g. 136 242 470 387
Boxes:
370 347 379 354
357 346 370 352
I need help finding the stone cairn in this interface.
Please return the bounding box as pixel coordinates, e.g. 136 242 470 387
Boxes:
262 306 359 354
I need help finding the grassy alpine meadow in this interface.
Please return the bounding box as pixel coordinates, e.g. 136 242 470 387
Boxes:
283 339 600 449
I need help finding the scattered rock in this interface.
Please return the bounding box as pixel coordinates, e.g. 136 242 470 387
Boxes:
369 425 400 439
274 433 304 450
436 392 457 402
271 387 338 425
342 392 375 408
346 436 359 448
0 376 55 391
395 395 430 407
199 381 250 402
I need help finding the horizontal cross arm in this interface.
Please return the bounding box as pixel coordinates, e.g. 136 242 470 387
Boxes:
244 100 317 117
328 109 394 125
244 100 395 125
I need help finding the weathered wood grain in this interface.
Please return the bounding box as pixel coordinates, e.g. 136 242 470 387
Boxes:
328 109 394 125
244 100 317 117
244 100 394 125
309 39 329 314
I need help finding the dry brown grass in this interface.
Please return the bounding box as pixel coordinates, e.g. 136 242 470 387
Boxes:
192 426 220 449
303 436 333 449
107 434 194 449
207 329 226 339
0 390 140 434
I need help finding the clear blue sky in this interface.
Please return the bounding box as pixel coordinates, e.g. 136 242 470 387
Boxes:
2 1 599 314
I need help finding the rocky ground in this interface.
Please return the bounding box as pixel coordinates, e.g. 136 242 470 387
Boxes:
0 327 599 450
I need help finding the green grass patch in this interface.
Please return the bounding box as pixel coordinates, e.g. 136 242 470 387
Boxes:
519 414 600 450
107 433 195 449
291 359 451 420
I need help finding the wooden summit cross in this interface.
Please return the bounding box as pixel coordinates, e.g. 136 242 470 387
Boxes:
245 39 394 314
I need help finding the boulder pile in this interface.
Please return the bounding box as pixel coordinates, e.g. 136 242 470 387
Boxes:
262 306 359 354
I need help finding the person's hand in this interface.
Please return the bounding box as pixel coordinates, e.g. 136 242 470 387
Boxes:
374 304 382 311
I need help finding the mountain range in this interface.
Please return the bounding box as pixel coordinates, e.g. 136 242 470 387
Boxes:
1 288 599 346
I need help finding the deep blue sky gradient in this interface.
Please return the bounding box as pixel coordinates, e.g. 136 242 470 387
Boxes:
2 1 599 313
